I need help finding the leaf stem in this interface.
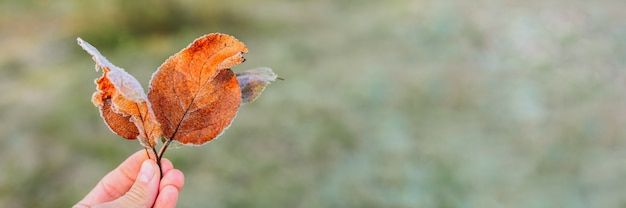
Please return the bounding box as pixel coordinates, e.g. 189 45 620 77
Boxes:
156 138 174 178
151 146 162 178
144 148 150 159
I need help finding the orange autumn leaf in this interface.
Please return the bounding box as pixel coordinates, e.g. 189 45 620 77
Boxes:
148 33 247 145
78 33 278 175
78 38 162 148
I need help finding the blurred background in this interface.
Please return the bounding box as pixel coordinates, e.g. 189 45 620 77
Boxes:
2 0 626 207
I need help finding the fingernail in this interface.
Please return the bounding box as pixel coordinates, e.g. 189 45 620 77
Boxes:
139 160 155 182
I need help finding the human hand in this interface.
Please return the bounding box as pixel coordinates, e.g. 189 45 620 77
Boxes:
74 150 185 208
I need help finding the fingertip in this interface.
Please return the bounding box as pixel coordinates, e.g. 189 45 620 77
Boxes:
160 158 174 174
160 169 185 191
138 160 158 182
153 185 179 208
131 149 152 162
117 150 151 177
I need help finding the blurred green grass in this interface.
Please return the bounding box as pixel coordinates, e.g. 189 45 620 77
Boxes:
2 0 626 207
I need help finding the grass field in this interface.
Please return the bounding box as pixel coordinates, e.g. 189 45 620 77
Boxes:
2 0 626 207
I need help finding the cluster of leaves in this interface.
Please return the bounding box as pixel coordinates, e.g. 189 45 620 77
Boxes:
77 33 278 177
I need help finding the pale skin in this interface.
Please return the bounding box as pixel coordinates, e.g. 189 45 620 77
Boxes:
74 150 185 208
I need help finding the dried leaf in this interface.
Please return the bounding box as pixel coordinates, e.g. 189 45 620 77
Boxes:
148 33 246 145
78 38 162 148
236 67 279 103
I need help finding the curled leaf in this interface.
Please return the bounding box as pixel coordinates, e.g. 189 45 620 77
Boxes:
78 38 162 148
148 33 246 145
236 67 279 103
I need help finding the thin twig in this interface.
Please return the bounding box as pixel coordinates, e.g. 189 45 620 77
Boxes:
151 146 162 178
156 138 174 178
144 148 150 159
158 138 174 159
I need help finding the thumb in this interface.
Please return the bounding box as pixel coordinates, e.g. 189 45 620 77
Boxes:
97 160 160 208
